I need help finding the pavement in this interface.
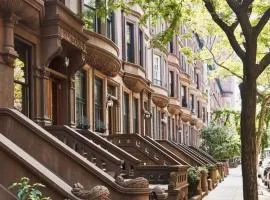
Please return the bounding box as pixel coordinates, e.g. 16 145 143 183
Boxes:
203 165 270 200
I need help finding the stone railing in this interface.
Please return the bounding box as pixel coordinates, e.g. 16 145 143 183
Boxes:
0 133 81 200
190 146 217 164
0 108 150 200
178 144 210 165
108 134 180 166
157 140 205 166
78 130 141 177
45 126 123 177
144 136 190 166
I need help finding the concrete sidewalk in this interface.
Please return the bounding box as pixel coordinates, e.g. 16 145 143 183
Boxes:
203 165 270 200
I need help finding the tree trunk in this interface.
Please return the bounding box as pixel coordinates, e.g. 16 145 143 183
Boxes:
240 75 258 200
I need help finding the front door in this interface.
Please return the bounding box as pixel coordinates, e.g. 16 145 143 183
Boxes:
48 78 60 125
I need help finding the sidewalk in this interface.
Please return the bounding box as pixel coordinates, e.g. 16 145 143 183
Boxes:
203 165 270 200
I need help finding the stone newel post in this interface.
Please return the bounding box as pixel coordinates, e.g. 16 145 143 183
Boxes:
0 13 18 108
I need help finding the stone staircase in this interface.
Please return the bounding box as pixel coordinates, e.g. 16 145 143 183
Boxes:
107 133 189 200
156 139 205 166
0 108 150 200
0 133 80 200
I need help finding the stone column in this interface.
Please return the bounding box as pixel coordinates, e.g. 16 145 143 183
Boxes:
36 67 52 126
0 14 18 108
200 170 208 194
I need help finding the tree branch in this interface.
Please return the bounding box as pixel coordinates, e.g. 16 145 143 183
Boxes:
257 52 270 76
206 45 243 80
203 0 246 61
253 8 270 38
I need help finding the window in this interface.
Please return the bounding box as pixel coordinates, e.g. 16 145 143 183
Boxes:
196 73 200 89
107 84 116 97
169 71 174 97
126 23 135 63
60 0 81 14
75 70 87 128
153 54 162 86
197 101 200 118
181 86 187 107
169 40 174 53
133 98 139 133
203 107 206 122
168 116 171 140
123 92 130 133
84 0 101 32
107 13 115 41
191 94 195 112
138 29 144 67
94 77 104 132
14 39 31 117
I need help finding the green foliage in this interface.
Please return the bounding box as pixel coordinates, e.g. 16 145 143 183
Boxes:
187 167 200 198
201 124 241 160
9 177 51 200
212 109 240 135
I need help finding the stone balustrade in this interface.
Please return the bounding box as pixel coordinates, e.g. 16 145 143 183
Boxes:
45 126 123 177
108 134 180 166
78 130 141 177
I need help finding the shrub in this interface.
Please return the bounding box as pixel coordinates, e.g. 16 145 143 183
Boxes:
187 167 200 198
9 177 51 200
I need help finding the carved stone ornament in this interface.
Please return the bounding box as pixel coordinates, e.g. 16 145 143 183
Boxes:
115 175 149 188
71 183 111 200
59 27 86 52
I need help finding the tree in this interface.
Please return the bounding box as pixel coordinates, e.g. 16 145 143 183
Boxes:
92 1 270 199
201 123 241 160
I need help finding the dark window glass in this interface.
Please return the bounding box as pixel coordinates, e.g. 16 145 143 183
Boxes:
169 40 174 53
75 70 87 128
168 116 171 140
94 77 104 132
126 23 135 63
191 94 195 112
196 73 200 89
123 92 130 133
139 29 144 67
197 101 200 118
169 71 174 97
181 86 187 107
133 98 139 133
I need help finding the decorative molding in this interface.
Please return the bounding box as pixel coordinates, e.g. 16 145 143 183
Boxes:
59 26 86 52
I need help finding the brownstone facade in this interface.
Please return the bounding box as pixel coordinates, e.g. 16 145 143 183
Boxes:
0 1 216 199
